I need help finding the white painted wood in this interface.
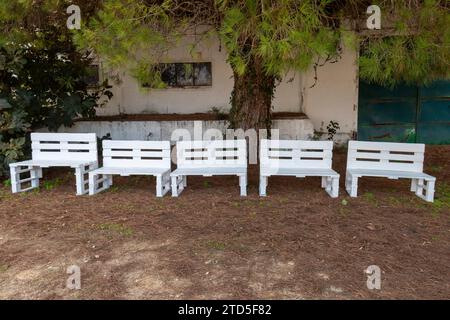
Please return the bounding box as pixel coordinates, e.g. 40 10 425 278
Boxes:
89 140 171 197
103 140 171 169
172 167 247 176
171 140 247 197
9 133 98 195
345 140 436 202
260 139 333 169
31 132 97 162
347 140 424 172
9 159 97 168
261 167 339 177
75 163 97 195
259 139 339 198
91 167 170 176
176 139 247 168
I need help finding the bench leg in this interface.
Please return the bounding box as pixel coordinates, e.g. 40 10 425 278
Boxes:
9 165 40 193
259 175 268 196
183 176 187 187
414 178 435 203
415 178 424 198
411 178 418 192
345 173 358 197
88 172 111 195
88 172 96 195
324 176 339 198
333 176 340 198
321 176 327 188
156 175 163 197
106 174 113 188
171 176 178 197
75 167 84 195
156 173 171 197
239 174 247 197
424 179 435 203
37 167 43 179
171 175 184 197
75 163 98 196
30 166 40 189
10 166 18 193
156 171 171 197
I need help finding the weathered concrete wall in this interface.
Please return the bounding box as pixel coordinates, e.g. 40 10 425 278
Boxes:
50 119 315 142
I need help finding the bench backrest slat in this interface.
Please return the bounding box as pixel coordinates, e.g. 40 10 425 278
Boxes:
31 133 97 162
347 140 425 172
176 140 247 168
260 139 333 169
103 140 171 169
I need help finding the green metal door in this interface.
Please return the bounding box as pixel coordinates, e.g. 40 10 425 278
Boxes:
358 80 450 144
417 81 450 144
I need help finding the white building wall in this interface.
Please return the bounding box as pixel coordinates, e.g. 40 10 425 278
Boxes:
99 36 302 116
301 47 359 138
97 36 358 138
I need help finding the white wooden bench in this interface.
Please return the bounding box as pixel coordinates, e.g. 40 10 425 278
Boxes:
259 139 340 198
88 140 171 197
346 140 436 202
9 133 98 195
171 140 247 197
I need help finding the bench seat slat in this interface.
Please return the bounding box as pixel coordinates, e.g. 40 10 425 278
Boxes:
347 168 435 180
171 167 246 176
91 166 170 176
261 167 338 177
10 159 95 168
103 159 170 168
261 159 332 169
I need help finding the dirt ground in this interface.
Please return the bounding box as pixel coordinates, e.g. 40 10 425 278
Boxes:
0 146 449 299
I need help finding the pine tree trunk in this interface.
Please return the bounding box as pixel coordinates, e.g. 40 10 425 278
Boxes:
229 56 276 131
